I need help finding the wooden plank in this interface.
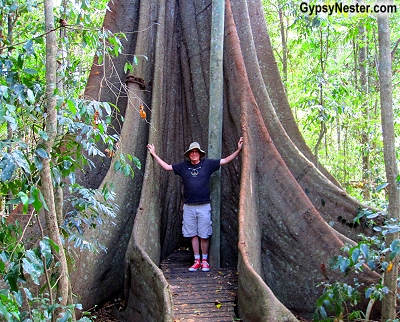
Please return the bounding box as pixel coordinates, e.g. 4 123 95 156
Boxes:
161 249 240 321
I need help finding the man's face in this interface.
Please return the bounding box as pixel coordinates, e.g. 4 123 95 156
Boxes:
189 149 201 164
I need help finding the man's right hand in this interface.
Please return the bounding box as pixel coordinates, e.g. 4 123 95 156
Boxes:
147 143 156 156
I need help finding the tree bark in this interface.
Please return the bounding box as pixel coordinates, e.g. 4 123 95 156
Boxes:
42 0 70 316
208 0 225 269
377 5 399 321
278 6 287 84
359 22 371 200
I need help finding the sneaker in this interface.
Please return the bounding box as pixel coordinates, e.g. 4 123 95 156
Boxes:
201 260 210 272
189 260 201 272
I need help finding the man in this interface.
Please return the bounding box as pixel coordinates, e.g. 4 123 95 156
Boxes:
146 137 243 272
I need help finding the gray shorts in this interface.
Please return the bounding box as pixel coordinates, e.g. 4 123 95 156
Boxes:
182 203 212 239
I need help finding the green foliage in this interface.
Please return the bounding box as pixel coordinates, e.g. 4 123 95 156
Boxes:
314 281 363 321
314 210 400 321
262 0 399 205
0 0 141 320
0 218 94 321
62 183 118 252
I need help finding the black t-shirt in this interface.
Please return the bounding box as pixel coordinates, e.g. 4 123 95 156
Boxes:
172 158 220 204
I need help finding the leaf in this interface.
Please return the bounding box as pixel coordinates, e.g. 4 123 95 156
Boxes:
340 258 350 273
17 191 29 213
52 167 61 185
366 213 379 219
351 248 360 264
23 250 44 286
33 155 43 171
4 264 20 291
39 130 49 141
30 186 43 213
0 85 8 98
23 68 38 75
35 148 48 159
23 39 34 55
123 164 130 176
114 160 121 171
3 115 17 131
39 239 52 268
133 156 141 170
38 189 49 211
389 239 400 260
26 88 35 103
360 243 369 259
67 99 77 115
387 226 400 234
124 62 129 73
0 301 12 321
12 150 31 175
23 287 33 301
1 161 16 182
46 236 60 253
318 306 328 319
376 182 389 192
63 159 73 170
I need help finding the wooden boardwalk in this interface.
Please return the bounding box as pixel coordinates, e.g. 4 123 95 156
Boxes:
160 249 240 322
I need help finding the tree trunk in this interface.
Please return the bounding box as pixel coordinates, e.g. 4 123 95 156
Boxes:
359 22 371 200
377 5 399 321
42 0 70 316
70 0 382 320
278 6 287 84
208 0 225 269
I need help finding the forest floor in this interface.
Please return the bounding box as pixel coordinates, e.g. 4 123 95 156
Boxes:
91 302 314 322
90 302 121 321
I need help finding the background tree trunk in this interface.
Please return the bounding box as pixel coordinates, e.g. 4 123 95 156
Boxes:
42 0 70 315
70 0 381 319
359 22 371 200
377 5 399 320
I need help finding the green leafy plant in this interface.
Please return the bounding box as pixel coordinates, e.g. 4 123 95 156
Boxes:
314 209 400 321
0 0 141 320
0 218 95 321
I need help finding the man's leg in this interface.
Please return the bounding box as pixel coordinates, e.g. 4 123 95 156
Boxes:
196 204 212 272
183 205 202 271
188 236 201 271
200 238 210 271
192 236 200 255
200 237 209 255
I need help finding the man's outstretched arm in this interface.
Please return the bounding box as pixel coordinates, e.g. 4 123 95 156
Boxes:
220 137 244 165
146 144 173 171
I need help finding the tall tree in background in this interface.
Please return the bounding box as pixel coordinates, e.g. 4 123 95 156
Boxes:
67 0 387 320
39 0 74 317
377 3 399 320
358 21 371 201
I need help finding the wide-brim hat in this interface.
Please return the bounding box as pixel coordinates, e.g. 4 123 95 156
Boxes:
184 142 206 157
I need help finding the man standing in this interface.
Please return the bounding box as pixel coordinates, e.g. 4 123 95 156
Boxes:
146 138 243 272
